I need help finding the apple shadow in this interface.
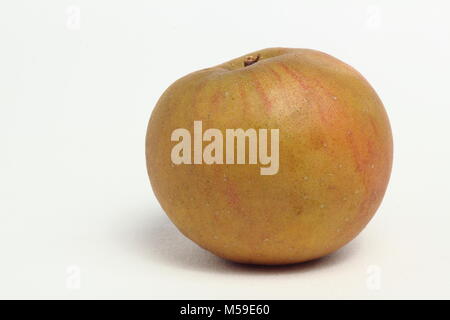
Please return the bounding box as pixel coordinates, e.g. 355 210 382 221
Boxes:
128 207 359 275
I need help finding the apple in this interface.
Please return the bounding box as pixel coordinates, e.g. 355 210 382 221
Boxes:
146 48 393 265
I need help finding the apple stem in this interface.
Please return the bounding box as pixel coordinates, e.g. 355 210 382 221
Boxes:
244 54 261 67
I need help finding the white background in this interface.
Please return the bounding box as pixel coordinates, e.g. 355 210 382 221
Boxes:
1 0 449 299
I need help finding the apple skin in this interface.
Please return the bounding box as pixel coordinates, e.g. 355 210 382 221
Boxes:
146 48 393 265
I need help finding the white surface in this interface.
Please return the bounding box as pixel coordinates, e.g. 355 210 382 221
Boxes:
1 0 450 299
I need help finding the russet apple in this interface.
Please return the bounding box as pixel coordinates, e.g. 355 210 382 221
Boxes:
146 47 393 265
